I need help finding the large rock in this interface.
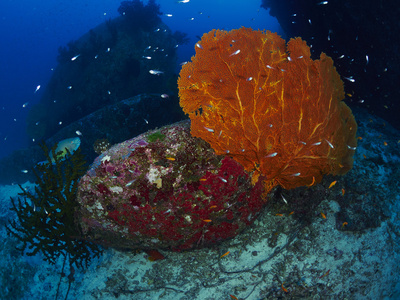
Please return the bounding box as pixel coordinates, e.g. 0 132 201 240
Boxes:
76 120 266 251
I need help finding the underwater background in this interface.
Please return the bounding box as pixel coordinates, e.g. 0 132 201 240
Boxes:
0 0 280 159
1 0 399 299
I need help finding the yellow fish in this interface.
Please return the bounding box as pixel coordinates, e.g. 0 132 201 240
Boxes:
38 137 81 165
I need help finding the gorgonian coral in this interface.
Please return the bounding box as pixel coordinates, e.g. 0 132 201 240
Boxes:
178 27 357 194
6 143 102 269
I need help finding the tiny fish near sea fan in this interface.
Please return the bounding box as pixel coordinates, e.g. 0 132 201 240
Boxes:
178 27 357 194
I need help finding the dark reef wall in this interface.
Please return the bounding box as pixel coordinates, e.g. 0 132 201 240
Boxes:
27 15 179 141
1 94 185 184
261 0 400 130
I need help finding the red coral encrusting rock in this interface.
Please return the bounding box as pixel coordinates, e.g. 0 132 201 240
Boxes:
76 120 266 251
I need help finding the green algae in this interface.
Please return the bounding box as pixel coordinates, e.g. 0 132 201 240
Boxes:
147 131 166 142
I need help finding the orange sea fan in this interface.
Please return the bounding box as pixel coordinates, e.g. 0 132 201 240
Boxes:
178 27 357 194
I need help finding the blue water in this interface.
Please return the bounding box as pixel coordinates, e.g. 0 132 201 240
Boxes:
0 0 280 159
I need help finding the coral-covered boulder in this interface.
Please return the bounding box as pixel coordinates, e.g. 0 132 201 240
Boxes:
76 120 266 251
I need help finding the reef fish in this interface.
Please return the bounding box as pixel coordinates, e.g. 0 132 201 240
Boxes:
37 137 81 165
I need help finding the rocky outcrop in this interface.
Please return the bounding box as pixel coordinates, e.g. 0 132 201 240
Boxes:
76 120 266 250
27 14 179 141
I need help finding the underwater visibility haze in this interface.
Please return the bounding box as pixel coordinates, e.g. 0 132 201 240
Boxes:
0 0 399 299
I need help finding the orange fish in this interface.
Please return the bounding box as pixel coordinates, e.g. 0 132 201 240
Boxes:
209 205 217 209
342 222 348 227
229 295 238 300
281 283 288 293
357 136 363 140
307 176 316 187
321 212 327 219
341 188 345 196
199 178 207 181
289 211 294 215
166 157 175 161
363 154 367 159
328 181 337 189
275 213 283 216
220 251 230 258
383 141 388 146
203 219 212 222
145 249 165 261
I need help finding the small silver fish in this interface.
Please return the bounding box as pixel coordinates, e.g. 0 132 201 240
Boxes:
325 139 334 149
229 49 241 56
71 54 80 61
266 152 278 158
149 70 164 75
126 180 136 186
34 85 41 93
343 76 355 82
